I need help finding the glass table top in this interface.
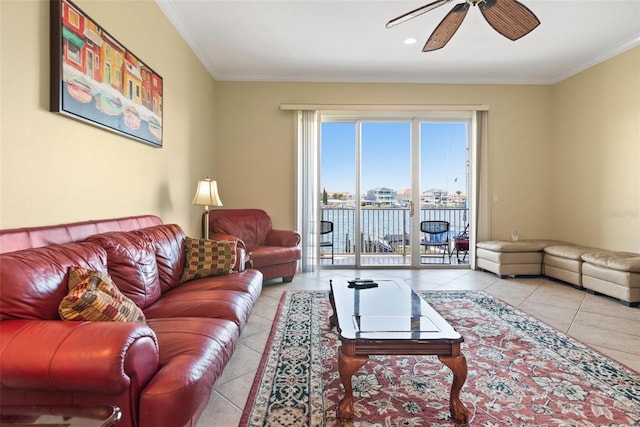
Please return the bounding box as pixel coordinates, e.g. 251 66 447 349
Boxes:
331 278 462 341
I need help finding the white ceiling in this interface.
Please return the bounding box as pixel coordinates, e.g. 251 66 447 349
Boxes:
157 0 640 85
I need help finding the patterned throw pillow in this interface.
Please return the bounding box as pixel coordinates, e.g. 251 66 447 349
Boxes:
180 237 237 283
59 267 146 324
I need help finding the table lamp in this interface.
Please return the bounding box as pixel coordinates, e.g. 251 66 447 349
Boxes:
192 177 223 239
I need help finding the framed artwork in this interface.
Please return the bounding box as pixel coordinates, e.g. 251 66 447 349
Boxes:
50 0 163 147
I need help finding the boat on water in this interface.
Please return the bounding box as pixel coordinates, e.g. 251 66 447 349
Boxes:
123 106 141 130
66 76 93 103
147 116 162 140
95 92 123 116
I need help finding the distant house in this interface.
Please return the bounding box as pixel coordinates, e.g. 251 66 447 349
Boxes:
422 188 448 205
397 188 411 206
449 191 467 207
364 187 397 206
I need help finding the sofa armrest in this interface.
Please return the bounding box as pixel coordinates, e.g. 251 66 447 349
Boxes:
209 233 248 271
209 233 246 250
265 229 301 247
0 320 158 393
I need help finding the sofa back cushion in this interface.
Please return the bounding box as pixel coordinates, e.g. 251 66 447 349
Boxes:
0 215 162 254
85 232 161 309
133 224 186 293
0 242 107 320
210 209 272 249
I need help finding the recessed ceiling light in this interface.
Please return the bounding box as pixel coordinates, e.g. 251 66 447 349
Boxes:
404 37 417 45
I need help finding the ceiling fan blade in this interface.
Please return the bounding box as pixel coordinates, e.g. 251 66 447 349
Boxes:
479 0 540 41
423 3 470 52
386 0 453 29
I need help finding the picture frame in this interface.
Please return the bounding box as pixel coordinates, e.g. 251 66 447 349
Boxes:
50 0 163 147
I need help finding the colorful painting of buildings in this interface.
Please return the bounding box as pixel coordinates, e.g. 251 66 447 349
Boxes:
59 0 163 145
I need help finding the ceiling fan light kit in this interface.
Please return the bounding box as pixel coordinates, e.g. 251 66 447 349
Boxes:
387 0 540 52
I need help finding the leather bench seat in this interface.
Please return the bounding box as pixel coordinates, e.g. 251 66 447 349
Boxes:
543 245 596 287
476 239 565 278
581 250 640 306
476 238 640 306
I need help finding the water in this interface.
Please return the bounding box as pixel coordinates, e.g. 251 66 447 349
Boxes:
321 208 467 253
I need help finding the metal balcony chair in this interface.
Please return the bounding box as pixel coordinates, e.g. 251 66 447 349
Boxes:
420 220 452 264
453 224 469 263
320 220 334 264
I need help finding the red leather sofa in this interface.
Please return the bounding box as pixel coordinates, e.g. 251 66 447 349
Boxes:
0 215 262 427
207 209 301 282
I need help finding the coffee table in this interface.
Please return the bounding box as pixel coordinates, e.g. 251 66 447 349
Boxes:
328 278 469 423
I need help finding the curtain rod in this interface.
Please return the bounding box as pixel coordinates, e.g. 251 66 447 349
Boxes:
280 103 489 111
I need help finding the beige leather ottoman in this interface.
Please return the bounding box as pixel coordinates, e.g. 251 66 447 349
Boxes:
543 245 595 288
476 240 564 278
581 250 640 307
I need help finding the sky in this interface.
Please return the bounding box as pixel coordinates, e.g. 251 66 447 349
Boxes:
321 121 468 196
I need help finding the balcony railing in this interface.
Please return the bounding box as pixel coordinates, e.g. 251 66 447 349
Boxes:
321 207 468 256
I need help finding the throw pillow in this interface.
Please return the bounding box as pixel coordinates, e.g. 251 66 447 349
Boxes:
59 267 146 324
180 237 237 283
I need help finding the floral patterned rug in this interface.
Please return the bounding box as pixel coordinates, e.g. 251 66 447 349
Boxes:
240 290 640 426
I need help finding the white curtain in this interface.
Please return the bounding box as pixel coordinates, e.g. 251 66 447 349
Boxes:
295 110 320 272
470 110 490 269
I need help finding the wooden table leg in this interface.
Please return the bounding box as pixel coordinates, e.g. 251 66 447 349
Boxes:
337 347 369 420
328 287 337 328
329 280 338 328
438 353 469 424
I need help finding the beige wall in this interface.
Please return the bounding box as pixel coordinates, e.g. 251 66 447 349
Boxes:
215 82 554 238
1 0 637 253
551 47 640 252
0 0 216 236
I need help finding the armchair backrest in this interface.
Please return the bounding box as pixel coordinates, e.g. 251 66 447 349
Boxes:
209 209 273 248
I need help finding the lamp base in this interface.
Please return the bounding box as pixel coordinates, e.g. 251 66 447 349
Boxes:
203 209 210 240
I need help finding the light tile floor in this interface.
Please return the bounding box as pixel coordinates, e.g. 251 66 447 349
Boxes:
196 269 640 426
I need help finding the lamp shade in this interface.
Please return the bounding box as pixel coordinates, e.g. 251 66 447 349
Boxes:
192 178 223 207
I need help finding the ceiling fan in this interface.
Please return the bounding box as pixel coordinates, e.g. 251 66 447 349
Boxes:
386 0 540 52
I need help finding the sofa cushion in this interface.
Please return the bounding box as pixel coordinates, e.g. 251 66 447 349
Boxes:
86 232 162 309
170 270 263 306
0 242 107 321
476 248 542 264
134 224 186 293
180 238 237 283
139 317 239 427
581 250 640 273
59 267 146 324
477 239 565 252
143 288 256 329
544 245 595 260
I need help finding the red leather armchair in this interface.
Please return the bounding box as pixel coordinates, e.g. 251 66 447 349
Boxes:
207 209 302 282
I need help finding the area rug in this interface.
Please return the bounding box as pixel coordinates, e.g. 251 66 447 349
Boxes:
240 290 640 426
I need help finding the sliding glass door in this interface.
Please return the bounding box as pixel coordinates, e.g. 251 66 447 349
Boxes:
320 114 470 268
